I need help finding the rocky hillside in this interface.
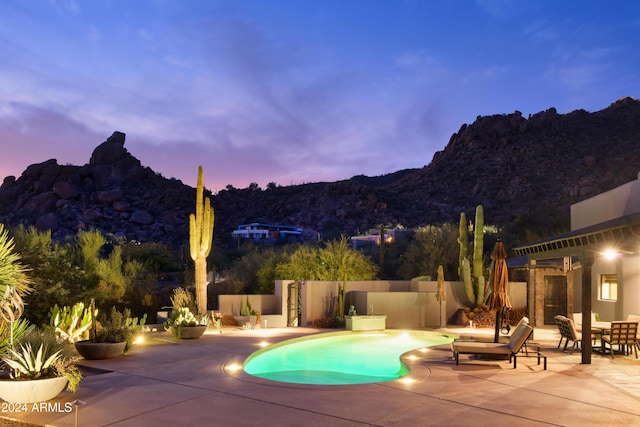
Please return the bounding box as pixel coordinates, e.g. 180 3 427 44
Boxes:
0 132 196 246
1 96 639 248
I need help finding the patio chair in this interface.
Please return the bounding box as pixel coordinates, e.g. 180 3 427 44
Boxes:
451 323 538 369
555 315 593 354
626 315 640 352
602 321 639 359
555 315 567 349
572 312 596 333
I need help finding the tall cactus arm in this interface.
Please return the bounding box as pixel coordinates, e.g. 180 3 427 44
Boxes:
472 205 484 281
462 258 474 304
457 212 468 280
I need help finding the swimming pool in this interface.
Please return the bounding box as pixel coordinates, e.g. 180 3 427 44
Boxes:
243 330 456 385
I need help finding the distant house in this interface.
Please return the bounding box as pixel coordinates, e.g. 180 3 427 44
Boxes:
350 227 412 249
232 223 303 242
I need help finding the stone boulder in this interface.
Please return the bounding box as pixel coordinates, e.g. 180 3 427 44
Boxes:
90 132 127 165
130 210 154 225
35 212 58 231
53 182 79 199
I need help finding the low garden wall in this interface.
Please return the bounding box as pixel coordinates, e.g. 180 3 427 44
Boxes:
218 280 528 329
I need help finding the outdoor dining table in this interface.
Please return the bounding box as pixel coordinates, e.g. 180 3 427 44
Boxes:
590 321 612 352
592 321 612 332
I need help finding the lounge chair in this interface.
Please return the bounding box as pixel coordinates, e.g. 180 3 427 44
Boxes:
451 323 539 369
602 321 638 359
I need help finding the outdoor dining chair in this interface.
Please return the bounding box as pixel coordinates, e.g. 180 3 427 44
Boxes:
601 321 639 359
626 314 640 352
555 315 594 354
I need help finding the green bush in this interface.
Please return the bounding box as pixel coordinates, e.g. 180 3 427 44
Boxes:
94 306 147 353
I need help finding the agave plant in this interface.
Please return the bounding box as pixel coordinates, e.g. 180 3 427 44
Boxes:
2 329 82 392
3 343 62 380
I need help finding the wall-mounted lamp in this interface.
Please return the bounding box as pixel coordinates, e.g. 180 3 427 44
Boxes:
601 248 619 261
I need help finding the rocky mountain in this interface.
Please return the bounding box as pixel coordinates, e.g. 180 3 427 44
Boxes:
0 132 196 246
1 96 639 249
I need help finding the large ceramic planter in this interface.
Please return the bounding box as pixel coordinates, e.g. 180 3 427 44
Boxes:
75 340 127 360
168 325 207 339
0 376 68 404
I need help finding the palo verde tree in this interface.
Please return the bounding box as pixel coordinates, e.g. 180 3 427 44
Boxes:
189 166 215 314
397 223 459 281
276 237 378 319
11 226 148 325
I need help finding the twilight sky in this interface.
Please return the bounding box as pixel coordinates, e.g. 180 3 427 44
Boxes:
1 1 639 191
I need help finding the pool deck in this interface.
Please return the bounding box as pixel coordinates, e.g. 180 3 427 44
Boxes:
2 325 640 426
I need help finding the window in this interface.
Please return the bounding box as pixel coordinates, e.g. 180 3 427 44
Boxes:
599 274 618 301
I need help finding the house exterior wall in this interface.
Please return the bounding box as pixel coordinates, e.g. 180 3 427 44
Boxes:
564 173 640 320
572 254 640 322
622 255 640 318
571 173 640 229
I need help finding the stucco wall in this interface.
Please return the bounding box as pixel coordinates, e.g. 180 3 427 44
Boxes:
571 174 640 229
219 280 527 329
622 255 640 318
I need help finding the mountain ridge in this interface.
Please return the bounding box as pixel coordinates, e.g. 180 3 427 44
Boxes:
1 96 639 248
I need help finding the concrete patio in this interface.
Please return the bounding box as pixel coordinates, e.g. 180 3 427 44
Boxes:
1 325 639 426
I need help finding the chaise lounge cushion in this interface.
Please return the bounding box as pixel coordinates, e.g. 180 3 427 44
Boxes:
452 322 533 361
458 317 529 343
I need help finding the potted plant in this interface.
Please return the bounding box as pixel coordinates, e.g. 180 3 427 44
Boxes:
74 302 146 360
163 288 207 339
0 329 82 403
48 302 94 343
240 296 257 327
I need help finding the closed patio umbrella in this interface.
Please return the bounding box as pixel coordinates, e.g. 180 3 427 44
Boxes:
489 241 512 342
489 241 511 310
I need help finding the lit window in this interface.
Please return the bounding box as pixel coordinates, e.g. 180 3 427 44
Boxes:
599 274 617 301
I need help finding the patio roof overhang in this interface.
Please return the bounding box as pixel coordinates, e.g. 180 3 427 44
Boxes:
512 212 640 365
513 212 640 260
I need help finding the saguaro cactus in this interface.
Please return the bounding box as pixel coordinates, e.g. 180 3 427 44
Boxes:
458 205 485 307
472 205 485 306
189 166 215 314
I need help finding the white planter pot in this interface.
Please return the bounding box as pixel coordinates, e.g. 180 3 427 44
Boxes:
168 325 207 339
0 376 68 404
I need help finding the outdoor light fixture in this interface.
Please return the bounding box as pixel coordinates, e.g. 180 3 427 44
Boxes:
602 248 620 260
259 341 269 347
226 363 242 372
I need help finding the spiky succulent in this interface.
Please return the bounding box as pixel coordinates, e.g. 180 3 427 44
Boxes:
3 343 62 380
